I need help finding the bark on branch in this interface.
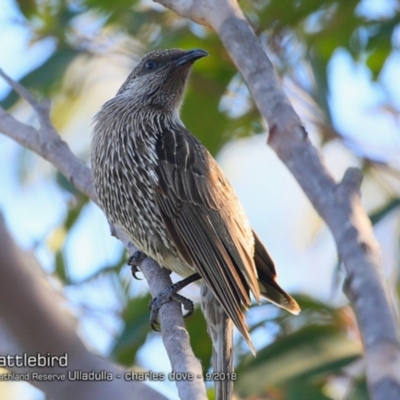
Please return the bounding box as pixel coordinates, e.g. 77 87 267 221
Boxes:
0 69 206 400
0 213 167 400
154 0 400 399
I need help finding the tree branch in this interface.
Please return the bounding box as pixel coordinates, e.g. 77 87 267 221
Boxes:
154 0 400 398
0 213 167 400
0 69 206 400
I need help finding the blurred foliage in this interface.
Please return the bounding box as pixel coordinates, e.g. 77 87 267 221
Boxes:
369 197 400 225
112 292 153 365
1 49 81 109
236 324 360 398
2 0 400 399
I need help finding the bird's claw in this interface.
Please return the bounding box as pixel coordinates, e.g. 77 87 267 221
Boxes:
149 291 195 331
127 250 146 280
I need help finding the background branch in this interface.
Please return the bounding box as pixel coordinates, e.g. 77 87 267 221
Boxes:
155 0 400 399
0 213 167 400
0 69 206 400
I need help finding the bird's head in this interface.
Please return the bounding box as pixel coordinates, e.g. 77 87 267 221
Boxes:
116 48 208 113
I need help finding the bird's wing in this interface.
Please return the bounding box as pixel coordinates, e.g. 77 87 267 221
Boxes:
253 230 300 315
154 124 260 342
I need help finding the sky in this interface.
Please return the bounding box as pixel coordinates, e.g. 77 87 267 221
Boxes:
0 1 400 399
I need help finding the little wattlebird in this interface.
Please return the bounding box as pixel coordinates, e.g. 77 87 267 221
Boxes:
91 48 300 399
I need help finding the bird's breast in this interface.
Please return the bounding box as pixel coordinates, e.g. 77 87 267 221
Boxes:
91 120 176 262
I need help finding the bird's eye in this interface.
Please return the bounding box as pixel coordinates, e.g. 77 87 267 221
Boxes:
145 60 158 71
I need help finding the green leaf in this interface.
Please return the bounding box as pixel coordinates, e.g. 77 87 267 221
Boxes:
350 376 369 400
185 306 212 373
283 379 332 400
308 51 332 125
235 324 361 397
82 0 141 26
365 17 400 78
1 48 80 109
369 198 400 225
256 0 336 32
55 250 69 283
111 293 152 365
16 0 37 19
63 198 89 231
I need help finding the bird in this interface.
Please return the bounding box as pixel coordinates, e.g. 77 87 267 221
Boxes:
91 48 300 399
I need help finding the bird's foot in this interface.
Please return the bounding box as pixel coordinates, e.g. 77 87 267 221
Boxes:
149 293 194 331
149 272 201 330
127 250 147 280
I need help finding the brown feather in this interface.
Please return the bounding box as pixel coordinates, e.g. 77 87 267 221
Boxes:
155 124 259 347
253 230 300 314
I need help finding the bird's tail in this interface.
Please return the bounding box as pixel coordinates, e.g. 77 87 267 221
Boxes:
201 283 234 400
253 230 300 315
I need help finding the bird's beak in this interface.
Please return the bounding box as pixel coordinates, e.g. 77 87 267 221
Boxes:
175 49 209 67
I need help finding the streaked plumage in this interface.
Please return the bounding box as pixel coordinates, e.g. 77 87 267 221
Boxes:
91 48 300 400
